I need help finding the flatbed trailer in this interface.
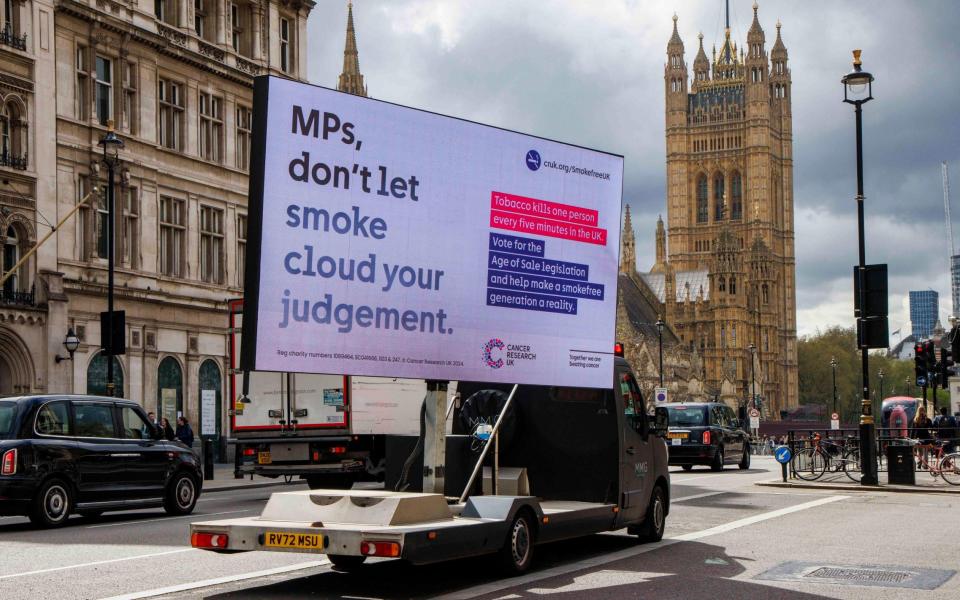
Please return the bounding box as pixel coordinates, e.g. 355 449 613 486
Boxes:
192 357 671 573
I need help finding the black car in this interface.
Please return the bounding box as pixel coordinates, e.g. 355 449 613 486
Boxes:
661 402 751 471
0 395 202 527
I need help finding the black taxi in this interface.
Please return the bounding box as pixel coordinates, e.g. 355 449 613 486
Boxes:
661 402 751 471
0 395 202 527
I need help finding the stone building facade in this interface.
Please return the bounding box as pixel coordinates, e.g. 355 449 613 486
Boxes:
0 0 331 444
635 5 799 416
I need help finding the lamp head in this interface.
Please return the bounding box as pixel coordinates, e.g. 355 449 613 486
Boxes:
98 120 125 163
842 49 874 103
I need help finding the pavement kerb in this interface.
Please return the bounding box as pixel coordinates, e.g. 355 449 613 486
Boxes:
755 478 960 495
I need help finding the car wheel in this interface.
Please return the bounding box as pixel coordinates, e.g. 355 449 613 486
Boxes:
328 554 367 572
681 465 694 472
739 446 751 470
164 472 199 515
498 510 535 575
305 474 355 490
29 479 73 528
711 448 724 472
632 484 667 543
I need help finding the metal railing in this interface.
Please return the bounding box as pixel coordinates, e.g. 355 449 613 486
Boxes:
0 151 28 170
786 427 959 477
0 25 27 51
0 288 35 307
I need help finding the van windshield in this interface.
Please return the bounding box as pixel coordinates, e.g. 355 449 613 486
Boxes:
0 402 17 439
666 406 707 427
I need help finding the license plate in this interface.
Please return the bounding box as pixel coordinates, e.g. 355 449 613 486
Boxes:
263 531 325 549
667 432 688 439
258 451 272 465
671 438 682 446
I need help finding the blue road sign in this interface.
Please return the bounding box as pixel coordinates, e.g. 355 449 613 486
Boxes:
774 445 791 464
916 375 927 387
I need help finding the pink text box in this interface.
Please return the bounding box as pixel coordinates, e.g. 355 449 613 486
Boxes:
490 210 608 246
490 192 599 227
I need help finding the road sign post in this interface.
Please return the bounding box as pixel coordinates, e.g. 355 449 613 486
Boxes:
831 411 840 430
774 445 791 482
655 387 668 403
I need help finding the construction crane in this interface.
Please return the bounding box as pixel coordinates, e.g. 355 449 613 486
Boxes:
945 161 955 257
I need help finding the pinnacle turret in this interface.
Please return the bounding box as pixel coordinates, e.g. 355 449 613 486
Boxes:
337 2 368 97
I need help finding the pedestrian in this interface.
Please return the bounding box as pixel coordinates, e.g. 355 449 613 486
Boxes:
933 407 957 453
176 416 195 448
160 417 176 441
912 405 934 467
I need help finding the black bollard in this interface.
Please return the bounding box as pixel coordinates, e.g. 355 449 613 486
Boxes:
781 461 788 483
204 437 215 481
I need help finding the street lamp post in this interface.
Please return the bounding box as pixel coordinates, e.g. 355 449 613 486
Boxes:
748 343 757 412
878 369 885 400
656 317 664 388
842 49 878 485
830 357 839 416
98 121 124 397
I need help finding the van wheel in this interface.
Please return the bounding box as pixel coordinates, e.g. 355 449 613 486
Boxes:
164 472 198 515
681 465 693 472
711 449 724 472
29 479 72 528
328 555 367 572
306 474 354 490
633 484 667 543
739 446 751 470
498 511 535 575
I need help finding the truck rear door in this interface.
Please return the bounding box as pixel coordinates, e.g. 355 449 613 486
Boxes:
616 368 654 524
288 374 348 430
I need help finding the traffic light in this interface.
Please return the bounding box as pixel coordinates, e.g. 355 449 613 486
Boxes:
940 347 953 387
924 340 937 373
915 342 927 385
952 325 960 363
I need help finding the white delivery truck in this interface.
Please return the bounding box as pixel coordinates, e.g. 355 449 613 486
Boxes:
193 351 671 573
228 299 433 488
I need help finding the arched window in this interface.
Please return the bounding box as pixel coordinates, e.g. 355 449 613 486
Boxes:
0 101 24 168
714 172 725 220
3 226 18 296
158 356 183 425
720 324 726 348
731 171 743 220
198 359 222 452
729 276 736 295
696 174 708 223
718 276 726 293
87 351 125 397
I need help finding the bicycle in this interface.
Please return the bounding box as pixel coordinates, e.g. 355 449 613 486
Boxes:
791 433 861 482
909 439 960 486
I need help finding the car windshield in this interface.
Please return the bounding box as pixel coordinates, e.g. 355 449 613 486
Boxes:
0 402 17 439
666 406 707 427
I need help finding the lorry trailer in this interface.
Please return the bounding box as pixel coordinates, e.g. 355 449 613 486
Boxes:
191 356 670 572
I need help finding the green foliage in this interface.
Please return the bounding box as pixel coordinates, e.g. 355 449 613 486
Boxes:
797 326 929 423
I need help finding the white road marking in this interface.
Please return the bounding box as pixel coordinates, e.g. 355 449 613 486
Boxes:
434 495 849 600
672 491 725 503
0 549 195 581
526 570 669 594
96 559 330 600
670 495 849 541
670 473 732 483
85 510 252 529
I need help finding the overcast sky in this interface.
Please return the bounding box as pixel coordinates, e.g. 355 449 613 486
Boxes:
306 0 960 340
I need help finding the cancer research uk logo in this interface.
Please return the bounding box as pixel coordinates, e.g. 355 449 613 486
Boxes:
482 338 537 369
525 149 541 171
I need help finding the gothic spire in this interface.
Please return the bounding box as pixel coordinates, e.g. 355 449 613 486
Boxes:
620 205 637 275
771 19 787 58
668 13 683 47
338 2 368 97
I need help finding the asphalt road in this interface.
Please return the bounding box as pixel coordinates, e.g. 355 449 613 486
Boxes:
1 458 957 599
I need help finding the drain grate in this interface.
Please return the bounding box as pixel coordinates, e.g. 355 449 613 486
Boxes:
755 561 956 591
805 567 913 584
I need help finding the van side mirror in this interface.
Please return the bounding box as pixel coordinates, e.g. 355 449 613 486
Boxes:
653 407 669 437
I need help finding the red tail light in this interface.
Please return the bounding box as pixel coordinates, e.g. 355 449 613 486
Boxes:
242 448 257 457
702 431 712 445
360 541 401 557
312 451 320 462
614 342 624 357
329 446 347 455
1 449 16 476
191 532 229 549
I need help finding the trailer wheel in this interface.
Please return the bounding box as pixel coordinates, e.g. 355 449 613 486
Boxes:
633 484 666 543
498 511 535 575
328 554 367 572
